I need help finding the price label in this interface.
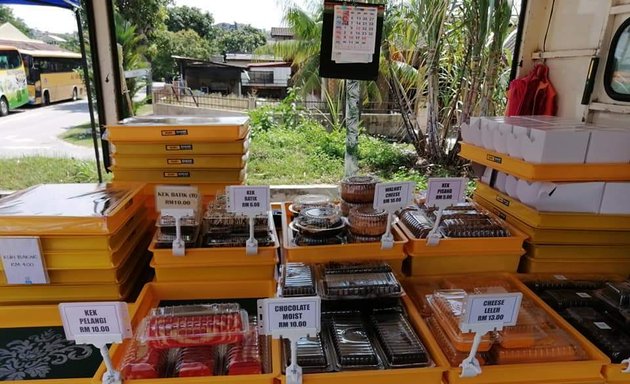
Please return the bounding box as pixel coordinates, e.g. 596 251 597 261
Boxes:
155 185 199 211
0 237 49 285
460 293 522 332
373 182 415 211
227 186 270 215
258 297 321 338
426 177 467 209
59 302 132 344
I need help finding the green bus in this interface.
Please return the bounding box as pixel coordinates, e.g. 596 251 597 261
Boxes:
0 45 29 116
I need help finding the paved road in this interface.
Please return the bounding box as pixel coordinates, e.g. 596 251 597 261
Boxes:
0 100 97 160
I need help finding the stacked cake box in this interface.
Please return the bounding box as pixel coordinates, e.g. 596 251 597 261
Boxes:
107 115 250 205
460 115 630 274
0 183 152 304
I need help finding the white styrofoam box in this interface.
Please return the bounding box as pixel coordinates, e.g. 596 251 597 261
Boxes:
585 128 630 163
492 122 513 155
481 117 505 150
481 167 494 185
525 115 584 125
461 117 483 146
516 179 605 213
505 175 519 199
495 172 508 193
506 119 557 160
520 126 591 164
599 183 630 214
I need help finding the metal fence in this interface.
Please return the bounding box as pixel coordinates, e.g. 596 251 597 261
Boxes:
154 86 400 114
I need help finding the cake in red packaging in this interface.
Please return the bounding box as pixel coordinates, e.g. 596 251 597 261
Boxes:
119 339 167 379
137 303 249 349
174 347 216 377
226 326 263 375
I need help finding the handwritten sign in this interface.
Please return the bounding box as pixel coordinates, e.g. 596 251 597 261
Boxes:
155 185 199 211
227 186 270 215
460 293 522 332
59 302 132 344
426 177 467 209
373 182 415 211
0 237 48 285
258 297 321 338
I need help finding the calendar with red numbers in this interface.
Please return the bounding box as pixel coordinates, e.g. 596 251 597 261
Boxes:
331 5 378 63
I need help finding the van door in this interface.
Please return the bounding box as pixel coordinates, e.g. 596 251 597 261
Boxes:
515 0 630 126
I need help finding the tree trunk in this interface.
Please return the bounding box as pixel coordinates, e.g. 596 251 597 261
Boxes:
345 79 360 176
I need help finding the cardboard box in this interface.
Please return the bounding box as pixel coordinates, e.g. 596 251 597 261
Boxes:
520 125 591 164
461 117 483 146
585 128 630 163
516 179 605 213
480 117 505 150
600 182 630 214
505 174 519 198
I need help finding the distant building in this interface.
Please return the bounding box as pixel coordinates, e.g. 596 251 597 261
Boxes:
0 22 68 52
270 27 294 41
214 22 240 31
242 61 291 98
41 34 67 46
173 56 246 96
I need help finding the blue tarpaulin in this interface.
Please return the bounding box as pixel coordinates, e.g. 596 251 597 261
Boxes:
0 0 79 9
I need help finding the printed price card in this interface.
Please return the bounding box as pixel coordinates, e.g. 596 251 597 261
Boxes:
227 186 270 215
0 237 48 285
373 182 415 211
426 177 467 208
460 293 523 332
59 302 132 344
155 185 199 211
258 296 321 338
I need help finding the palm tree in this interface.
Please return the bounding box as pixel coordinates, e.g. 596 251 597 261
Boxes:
115 12 149 117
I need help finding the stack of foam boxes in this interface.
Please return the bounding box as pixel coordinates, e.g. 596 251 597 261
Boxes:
107 116 250 210
460 115 630 275
0 183 151 304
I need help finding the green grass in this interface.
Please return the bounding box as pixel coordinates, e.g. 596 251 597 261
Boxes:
0 157 110 191
247 121 424 186
59 123 94 147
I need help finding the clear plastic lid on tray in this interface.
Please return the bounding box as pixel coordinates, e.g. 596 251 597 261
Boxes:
158 214 200 227
565 306 630 364
174 346 216 377
282 262 316 297
489 329 587 364
119 339 168 380
290 194 334 214
225 320 263 375
425 289 494 352
0 183 143 235
426 316 488 367
118 115 249 127
369 311 431 368
326 312 382 370
283 334 331 373
318 262 403 299
137 304 250 349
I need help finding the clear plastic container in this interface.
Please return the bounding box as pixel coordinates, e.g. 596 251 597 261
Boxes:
347 207 388 237
225 325 263 375
369 311 431 367
489 329 587 364
340 175 379 203
283 334 331 373
318 262 402 299
174 346 216 377
340 200 371 217
155 228 200 249
119 339 168 380
327 312 382 369
281 263 316 297
425 290 493 352
426 316 487 367
565 306 630 364
398 208 435 239
289 194 334 214
137 304 249 349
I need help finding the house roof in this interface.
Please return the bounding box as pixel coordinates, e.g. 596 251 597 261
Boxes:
172 55 246 71
271 27 294 38
0 22 32 42
247 62 291 68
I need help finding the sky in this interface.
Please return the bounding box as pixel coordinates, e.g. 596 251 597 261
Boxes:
8 0 285 35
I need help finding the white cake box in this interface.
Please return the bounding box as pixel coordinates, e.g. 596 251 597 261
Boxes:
599 182 630 214
516 179 605 213
584 128 630 164
461 117 483 147
505 174 519 199
519 125 591 164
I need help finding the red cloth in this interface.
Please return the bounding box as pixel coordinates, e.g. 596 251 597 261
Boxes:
506 64 557 116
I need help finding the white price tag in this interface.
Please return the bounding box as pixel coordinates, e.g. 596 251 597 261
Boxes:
155 185 199 211
426 177 466 209
258 296 321 338
227 186 270 215
0 237 49 285
59 302 132 345
460 293 523 332
373 182 415 211
594 321 612 330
